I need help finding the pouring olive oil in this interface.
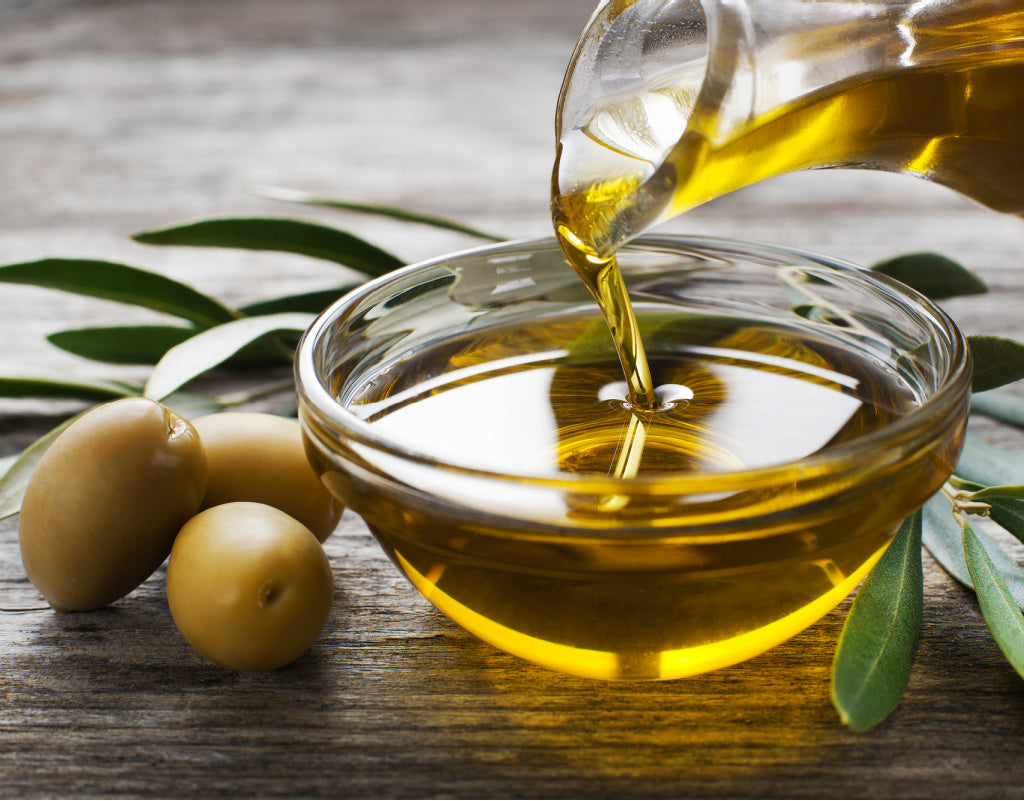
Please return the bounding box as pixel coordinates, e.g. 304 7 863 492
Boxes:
323 0 987 678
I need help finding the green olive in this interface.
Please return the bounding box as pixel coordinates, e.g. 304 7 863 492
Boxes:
166 502 333 671
19 397 207 612
193 412 342 542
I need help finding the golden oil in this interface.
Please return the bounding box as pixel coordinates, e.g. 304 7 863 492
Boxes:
333 309 947 679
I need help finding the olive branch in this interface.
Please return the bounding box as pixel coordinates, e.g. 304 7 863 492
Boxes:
2 192 1024 732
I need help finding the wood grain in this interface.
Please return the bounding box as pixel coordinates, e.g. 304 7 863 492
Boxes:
3 1 1024 797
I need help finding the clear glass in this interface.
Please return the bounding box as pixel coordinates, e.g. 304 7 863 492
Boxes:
553 0 1024 257
296 236 971 680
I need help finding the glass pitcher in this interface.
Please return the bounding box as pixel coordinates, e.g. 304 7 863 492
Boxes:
552 0 1024 258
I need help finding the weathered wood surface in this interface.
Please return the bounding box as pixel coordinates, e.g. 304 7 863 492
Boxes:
3 1 1024 797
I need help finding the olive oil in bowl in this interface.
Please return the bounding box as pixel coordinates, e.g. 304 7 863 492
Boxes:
297 237 971 679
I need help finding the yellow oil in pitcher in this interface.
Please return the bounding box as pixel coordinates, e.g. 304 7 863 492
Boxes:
554 3 1024 261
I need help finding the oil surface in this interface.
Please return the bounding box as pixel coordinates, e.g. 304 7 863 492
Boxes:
341 313 931 678
354 315 916 478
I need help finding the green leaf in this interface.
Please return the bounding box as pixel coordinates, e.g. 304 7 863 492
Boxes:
144 312 314 400
132 218 405 277
258 186 506 242
961 517 1024 679
870 253 987 300
831 512 923 731
0 412 83 519
970 389 1024 429
160 391 224 419
0 362 139 401
969 484 1024 502
922 494 1024 609
49 324 295 370
949 477 1024 546
988 498 1024 544
47 325 198 365
0 259 236 327
239 285 361 316
969 334 1024 393
956 433 1024 487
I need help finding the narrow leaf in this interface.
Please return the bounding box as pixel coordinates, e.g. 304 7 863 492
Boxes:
47 324 198 365
970 484 1024 502
0 362 138 401
969 334 1024 393
956 433 1024 487
988 497 1024 543
0 412 83 519
970 389 1024 430
239 284 360 316
922 494 1024 609
133 218 405 277
144 312 314 400
870 253 987 300
831 512 923 731
160 391 225 420
258 186 506 242
0 259 236 327
961 517 1024 679
948 477 1024 548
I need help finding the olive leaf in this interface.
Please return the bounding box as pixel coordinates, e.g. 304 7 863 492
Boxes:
956 433 1024 487
961 516 1024 679
0 259 237 327
0 362 139 401
922 494 1024 609
969 334 1024 393
160 391 226 420
968 484 1024 502
0 412 83 519
239 285 361 316
958 484 1024 544
947 473 1024 544
870 253 987 300
258 186 506 242
144 312 315 400
981 498 1024 546
970 389 1024 429
832 511 923 731
47 325 199 365
132 218 405 277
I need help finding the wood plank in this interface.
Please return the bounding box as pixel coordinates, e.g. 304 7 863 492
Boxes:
3 0 1024 797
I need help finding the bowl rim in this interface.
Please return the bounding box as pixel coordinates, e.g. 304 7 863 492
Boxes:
295 234 972 492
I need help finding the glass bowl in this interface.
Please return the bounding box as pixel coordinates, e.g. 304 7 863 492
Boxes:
295 235 971 680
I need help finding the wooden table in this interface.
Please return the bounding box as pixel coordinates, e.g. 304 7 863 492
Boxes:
3 1 1024 797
